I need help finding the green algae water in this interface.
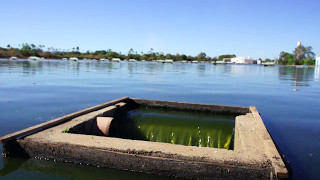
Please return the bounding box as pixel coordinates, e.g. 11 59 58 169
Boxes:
116 108 235 149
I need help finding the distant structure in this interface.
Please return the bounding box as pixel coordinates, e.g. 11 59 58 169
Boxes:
316 56 320 66
257 59 262 65
315 56 320 80
297 40 301 47
222 57 254 64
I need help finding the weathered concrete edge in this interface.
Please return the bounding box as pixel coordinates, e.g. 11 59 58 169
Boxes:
132 98 250 115
1 98 286 179
26 107 242 167
0 97 128 143
249 106 288 178
15 103 274 179
16 139 273 179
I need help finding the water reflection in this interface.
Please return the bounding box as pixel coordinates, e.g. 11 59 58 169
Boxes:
1 60 318 85
196 64 206 77
0 157 174 180
230 65 255 75
278 66 315 88
214 64 232 75
315 66 320 80
127 62 139 75
144 63 159 74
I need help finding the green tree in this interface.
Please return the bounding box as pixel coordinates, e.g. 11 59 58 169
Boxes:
303 57 314 65
293 45 314 62
140 55 148 61
175 53 183 61
218 54 236 61
105 51 119 59
278 51 291 65
94 50 107 55
20 44 33 56
165 53 173 59
128 48 134 55
149 48 154 54
211 57 218 62
197 52 206 61
305 46 315 58
187 55 194 61
156 53 165 60
286 54 295 65
181 54 187 60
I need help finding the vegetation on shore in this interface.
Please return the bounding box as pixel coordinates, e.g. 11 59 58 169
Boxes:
0 43 228 62
277 44 316 65
0 43 316 65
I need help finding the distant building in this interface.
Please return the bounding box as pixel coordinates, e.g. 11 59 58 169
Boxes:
223 57 254 64
316 56 320 66
257 59 262 64
297 40 301 47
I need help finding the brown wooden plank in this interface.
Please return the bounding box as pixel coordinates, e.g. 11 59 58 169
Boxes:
0 97 128 143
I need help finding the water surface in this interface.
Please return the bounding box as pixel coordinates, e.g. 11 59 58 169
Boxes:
0 59 319 179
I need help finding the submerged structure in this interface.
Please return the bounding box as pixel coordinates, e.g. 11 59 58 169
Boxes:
0 97 288 179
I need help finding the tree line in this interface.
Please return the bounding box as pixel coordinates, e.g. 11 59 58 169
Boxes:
0 43 316 65
0 43 236 62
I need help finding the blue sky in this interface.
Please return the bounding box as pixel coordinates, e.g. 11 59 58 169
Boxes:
1 0 319 59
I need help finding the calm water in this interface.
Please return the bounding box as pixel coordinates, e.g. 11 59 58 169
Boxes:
0 59 319 179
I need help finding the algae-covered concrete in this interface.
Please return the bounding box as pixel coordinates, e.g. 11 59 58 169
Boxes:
2 98 288 179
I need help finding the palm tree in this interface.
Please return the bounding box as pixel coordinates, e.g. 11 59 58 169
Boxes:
149 48 154 54
128 48 134 55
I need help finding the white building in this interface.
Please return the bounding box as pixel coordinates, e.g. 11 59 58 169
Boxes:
316 56 320 66
223 57 254 64
257 59 262 65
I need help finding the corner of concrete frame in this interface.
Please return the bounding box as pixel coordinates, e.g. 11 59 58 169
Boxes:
1 98 289 179
248 106 289 179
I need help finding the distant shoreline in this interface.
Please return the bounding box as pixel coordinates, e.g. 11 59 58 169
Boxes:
1 58 318 67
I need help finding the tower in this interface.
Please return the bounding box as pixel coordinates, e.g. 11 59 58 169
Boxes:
297 40 301 47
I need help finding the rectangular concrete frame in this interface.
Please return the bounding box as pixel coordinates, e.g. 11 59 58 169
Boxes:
1 97 288 179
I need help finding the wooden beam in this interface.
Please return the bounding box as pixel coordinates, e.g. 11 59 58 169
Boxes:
0 97 129 143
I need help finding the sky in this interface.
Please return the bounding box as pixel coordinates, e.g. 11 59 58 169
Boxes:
0 0 319 59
